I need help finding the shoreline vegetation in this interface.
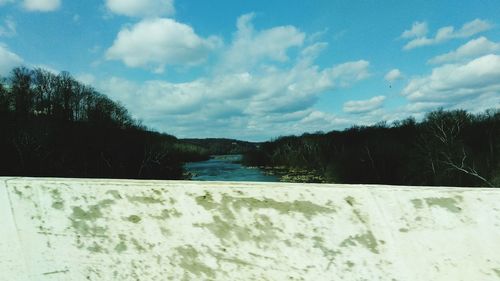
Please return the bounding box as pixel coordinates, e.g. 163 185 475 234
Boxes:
242 109 500 187
0 67 210 180
1 67 499 187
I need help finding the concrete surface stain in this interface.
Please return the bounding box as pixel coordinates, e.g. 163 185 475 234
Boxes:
106 190 122 199
50 189 64 210
425 197 463 213
493 268 500 278
176 246 215 280
131 238 146 252
312 236 340 269
345 196 368 224
340 231 380 254
127 195 164 204
126 215 141 223
195 215 252 243
207 249 252 267
114 241 127 253
87 242 105 253
151 209 182 220
197 193 335 220
411 199 424 209
69 200 114 236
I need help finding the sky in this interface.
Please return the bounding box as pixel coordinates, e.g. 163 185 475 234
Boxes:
0 0 499 141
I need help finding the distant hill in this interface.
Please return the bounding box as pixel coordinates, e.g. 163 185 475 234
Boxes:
181 138 258 155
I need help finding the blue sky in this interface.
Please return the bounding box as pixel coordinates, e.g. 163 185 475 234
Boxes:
1 0 499 141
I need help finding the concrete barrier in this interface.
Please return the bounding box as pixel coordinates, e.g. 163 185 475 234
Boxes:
1 177 500 280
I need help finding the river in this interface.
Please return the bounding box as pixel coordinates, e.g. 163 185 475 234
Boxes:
184 155 279 182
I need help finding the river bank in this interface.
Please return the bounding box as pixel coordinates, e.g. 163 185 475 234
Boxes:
256 166 327 183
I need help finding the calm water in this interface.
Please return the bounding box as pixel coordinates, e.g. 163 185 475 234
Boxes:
184 155 279 182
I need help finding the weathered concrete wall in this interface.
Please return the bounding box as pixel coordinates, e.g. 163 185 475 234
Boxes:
1 177 500 281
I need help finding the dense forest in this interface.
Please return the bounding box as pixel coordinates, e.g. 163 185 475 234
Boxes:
243 109 500 187
0 67 209 179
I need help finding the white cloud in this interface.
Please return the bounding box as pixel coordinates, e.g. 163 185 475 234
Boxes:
328 60 370 86
384 69 403 82
428 37 500 64
403 19 492 50
75 73 96 85
219 13 305 72
23 0 61 12
98 57 370 139
343 96 386 114
401 21 428 39
106 0 175 18
106 18 221 72
0 17 16 37
99 14 372 140
402 54 500 113
0 44 23 76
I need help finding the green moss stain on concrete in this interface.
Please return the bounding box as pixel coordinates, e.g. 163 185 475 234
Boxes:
195 216 252 242
425 197 463 213
411 199 424 209
207 249 252 267
87 242 105 253
492 269 500 278
344 196 368 224
312 236 340 269
69 200 114 236
160 227 172 237
71 206 102 221
295 233 306 239
195 192 219 211
399 228 409 233
230 197 335 219
345 196 355 206
114 241 127 253
194 193 334 246
176 246 215 279
151 209 182 220
131 238 146 252
127 195 164 204
126 215 141 223
196 193 335 220
106 190 122 199
50 189 64 210
340 231 380 254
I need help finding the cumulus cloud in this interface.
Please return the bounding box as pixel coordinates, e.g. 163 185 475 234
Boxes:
428 37 500 64
384 69 403 82
401 21 428 39
0 17 16 37
106 18 221 72
219 13 305 72
99 14 373 139
343 96 386 114
402 54 500 113
105 0 175 18
0 44 23 75
99 56 370 139
402 19 492 50
23 0 61 12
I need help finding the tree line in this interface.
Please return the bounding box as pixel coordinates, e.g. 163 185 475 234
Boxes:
0 67 209 179
243 109 500 187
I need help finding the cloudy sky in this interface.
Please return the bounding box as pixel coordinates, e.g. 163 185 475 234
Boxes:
1 0 499 140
